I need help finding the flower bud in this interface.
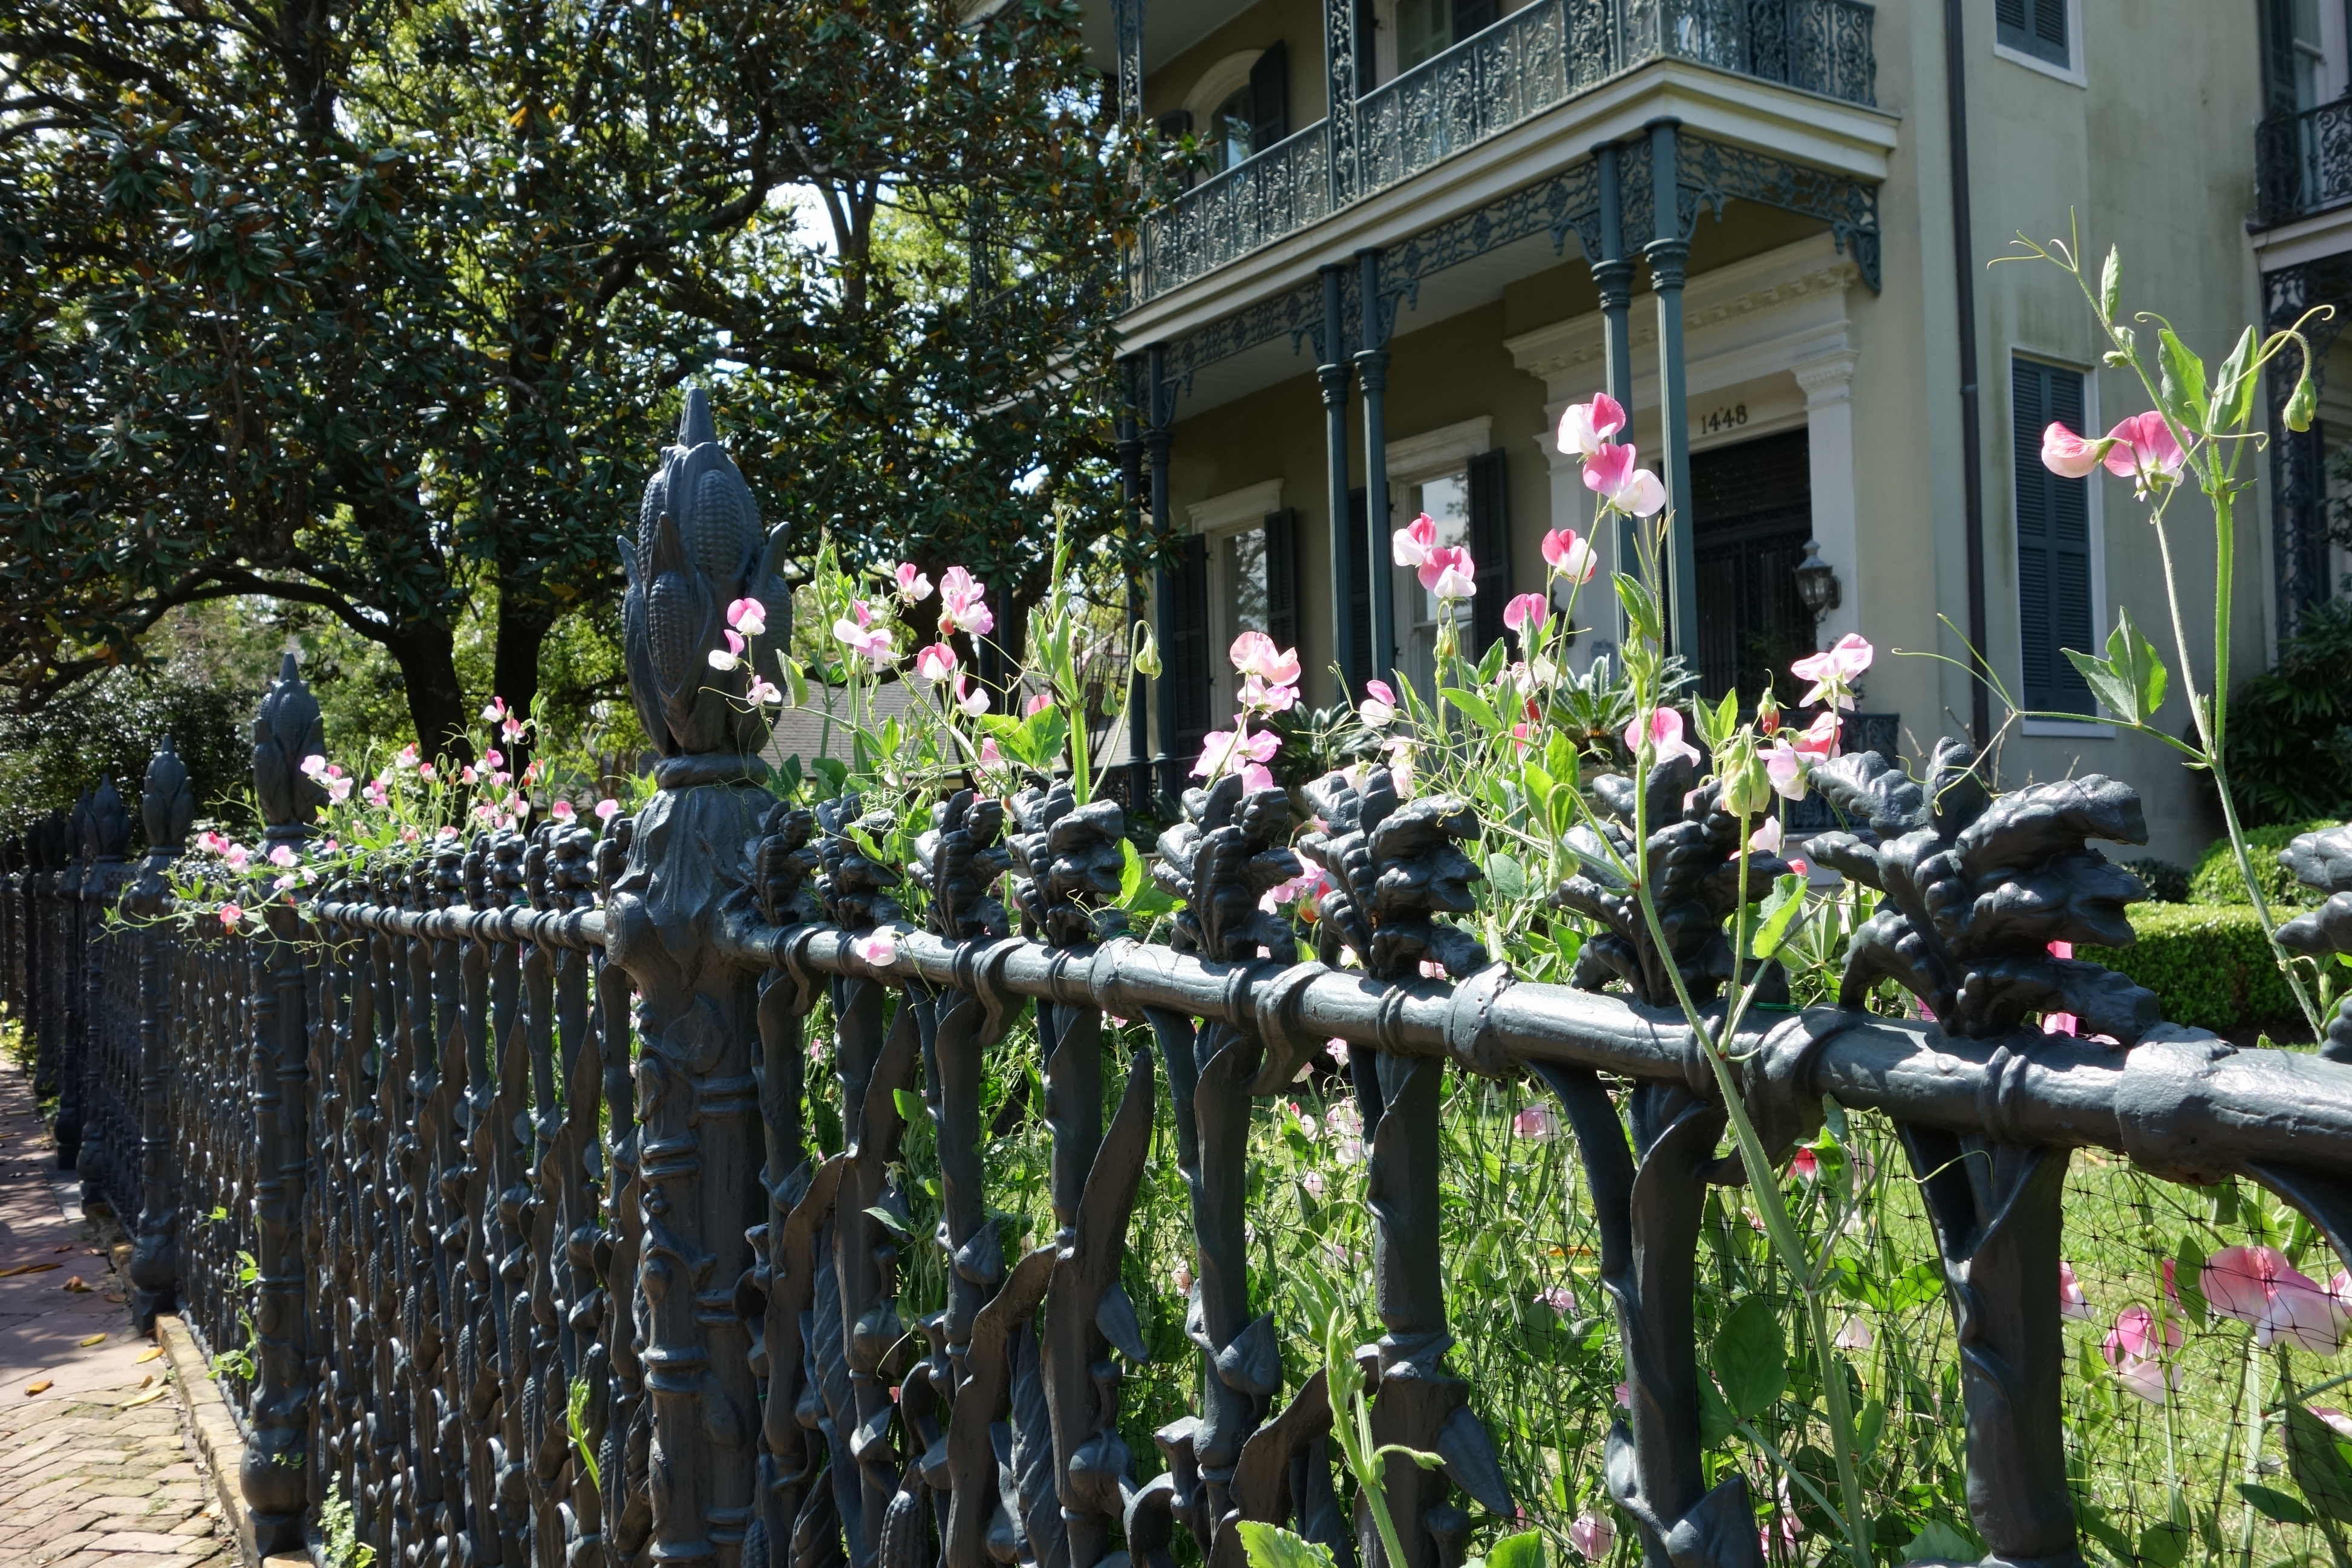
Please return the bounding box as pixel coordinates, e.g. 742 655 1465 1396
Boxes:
1717 735 1773 820
1134 624 1163 679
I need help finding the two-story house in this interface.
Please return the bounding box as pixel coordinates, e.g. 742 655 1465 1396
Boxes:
1097 0 2305 864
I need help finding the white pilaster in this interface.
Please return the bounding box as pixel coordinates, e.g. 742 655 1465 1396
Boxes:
1792 348 1861 646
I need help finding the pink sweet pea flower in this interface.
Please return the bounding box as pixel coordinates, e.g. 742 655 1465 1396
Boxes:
1512 1105 1558 1140
1791 1146 1818 1184
223 843 251 872
851 930 900 967
915 642 959 682
2059 1259 2096 1321
949 670 990 718
1583 442 1665 518
748 676 785 707
1392 514 1439 569
1790 633 1874 710
1834 1315 1875 1351
1239 761 1278 795
1557 392 1627 459
1419 544 1477 599
938 567 995 638
1501 592 1550 641
1025 692 1054 717
1791 710 1842 760
1568 1510 1616 1563
2042 422 2110 479
595 799 620 822
267 844 297 868
834 601 897 665
1761 739 1808 801
708 627 748 671
1230 630 1304 687
1239 675 1299 714
1543 528 1599 584
395 744 419 770
2317 1407 2352 1442
2103 412 2187 498
2203 1245 2344 1353
299 754 327 778
1787 857 1810 878
1748 816 1783 855
218 903 244 929
726 597 768 638
895 563 934 603
552 800 576 822
1535 1284 1577 1315
2104 1304 2184 1403
1360 679 1399 727
481 698 508 725
326 776 353 803
1194 722 1281 780
1624 706 1701 768
979 736 1004 766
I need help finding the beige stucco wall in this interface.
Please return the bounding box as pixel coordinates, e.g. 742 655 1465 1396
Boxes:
1145 0 1327 132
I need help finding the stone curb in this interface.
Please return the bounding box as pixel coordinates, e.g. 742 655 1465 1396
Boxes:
155 1313 309 1568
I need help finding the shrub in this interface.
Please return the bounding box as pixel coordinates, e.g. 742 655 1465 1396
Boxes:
2221 597 2352 826
2080 903 2305 1033
2185 820 2336 909
2120 857 2190 904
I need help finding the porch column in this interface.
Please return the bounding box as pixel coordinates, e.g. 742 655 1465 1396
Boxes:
1111 0 1145 126
1318 266 1359 699
1356 248 1397 685
1793 350 1862 647
1118 354 1152 808
1146 342 1178 809
1590 139 1638 655
1325 0 1362 209
1643 119 1699 659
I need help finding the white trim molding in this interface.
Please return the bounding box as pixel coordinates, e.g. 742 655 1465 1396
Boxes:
1185 478 1283 534
1183 50 1264 123
1385 416 1495 488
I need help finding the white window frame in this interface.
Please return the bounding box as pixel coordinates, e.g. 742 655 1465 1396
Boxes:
1383 416 1492 698
2012 353 2112 738
1186 478 1285 724
1992 0 2086 88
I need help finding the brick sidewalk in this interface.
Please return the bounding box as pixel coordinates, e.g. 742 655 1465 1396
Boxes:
0 1051 235 1567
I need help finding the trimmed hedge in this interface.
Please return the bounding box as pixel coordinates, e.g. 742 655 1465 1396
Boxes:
2186 821 2334 909
2079 903 2303 1033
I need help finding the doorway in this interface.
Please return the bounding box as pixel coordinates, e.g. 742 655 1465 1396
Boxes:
1690 429 1816 704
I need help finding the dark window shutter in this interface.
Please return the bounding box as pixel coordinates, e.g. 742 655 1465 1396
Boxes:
1354 0 1378 94
1249 42 1289 149
2261 0 2303 116
1451 0 1498 44
1169 533 1214 760
1263 508 1299 653
2013 358 2093 713
1467 448 1511 656
1346 488 1372 692
1997 0 2068 67
1157 108 1193 140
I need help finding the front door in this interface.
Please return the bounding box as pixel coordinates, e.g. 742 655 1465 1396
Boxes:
1690 429 1815 704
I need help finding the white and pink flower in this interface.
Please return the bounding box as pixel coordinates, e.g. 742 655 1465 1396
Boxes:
2103 1303 2184 1403
2102 411 2187 498
1419 544 1477 599
1391 513 1439 569
2060 1259 2096 1321
1557 392 1627 459
938 566 995 639
1360 679 1399 728
1583 442 1665 518
1542 527 1599 584
1194 722 1280 782
834 600 897 666
1501 592 1549 642
1624 707 1701 768
2041 422 2110 479
851 930 900 968
1567 1509 1616 1562
894 563 933 603
1790 633 1874 711
2203 1244 2344 1354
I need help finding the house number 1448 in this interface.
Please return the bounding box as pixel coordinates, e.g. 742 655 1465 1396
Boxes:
1695 403 1748 436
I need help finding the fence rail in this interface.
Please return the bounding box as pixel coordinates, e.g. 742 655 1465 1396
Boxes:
2255 99 2352 228
1133 0 1876 302
18 402 2352 1568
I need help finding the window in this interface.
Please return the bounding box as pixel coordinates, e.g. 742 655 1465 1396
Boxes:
1169 487 1297 742
1996 0 2068 69
1392 449 1508 693
2292 0 2328 108
1394 0 1450 74
1187 44 1289 174
2012 357 2095 715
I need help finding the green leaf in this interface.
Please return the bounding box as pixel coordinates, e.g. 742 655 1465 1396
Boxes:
1615 573 1661 646
1485 852 1529 900
2212 325 2260 430
2238 1483 2314 1526
1442 687 1505 735
783 655 810 710
2158 328 2208 433
2099 246 2122 321
2063 606 2169 727
1695 1366 1737 1448
863 1205 910 1237
1236 1523 1337 1568
1886 1261 1945 1312
1022 705 1071 771
1710 1295 1786 1419
1748 873 1808 960
1119 838 1145 904
2284 1406 2352 1523
1486 1529 1546 1568
2137 1519 2190 1568
1857 1396 1886 1462
2174 1237 2209 1327
1904 1521 1979 1564
893 1088 926 1124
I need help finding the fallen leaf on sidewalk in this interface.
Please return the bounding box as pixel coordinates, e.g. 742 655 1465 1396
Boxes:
77 1332 105 1347
121 1386 167 1408
61 1275 92 1292
136 1346 162 1364
23 1379 50 1395
0 1262 59 1276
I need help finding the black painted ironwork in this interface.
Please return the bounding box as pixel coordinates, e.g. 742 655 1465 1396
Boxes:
1133 0 1876 305
40 397 2352 1568
2256 99 2352 229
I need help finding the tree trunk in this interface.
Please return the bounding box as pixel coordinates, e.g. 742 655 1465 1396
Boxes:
491 593 558 773
384 622 472 766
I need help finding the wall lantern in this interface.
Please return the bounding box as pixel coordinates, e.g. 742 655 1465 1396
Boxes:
1794 540 1842 622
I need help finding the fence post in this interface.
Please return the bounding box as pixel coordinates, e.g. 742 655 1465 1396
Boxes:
73 778 130 1201
606 389 794 1566
54 790 94 1170
243 654 327 1555
129 740 193 1329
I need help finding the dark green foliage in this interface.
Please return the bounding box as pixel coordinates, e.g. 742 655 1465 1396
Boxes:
2186 822 2336 909
0 661 250 844
2219 599 2352 827
2122 857 2191 904
2079 903 2304 1033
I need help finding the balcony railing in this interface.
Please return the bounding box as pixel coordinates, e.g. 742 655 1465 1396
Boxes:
2255 99 2352 227
1133 0 1876 304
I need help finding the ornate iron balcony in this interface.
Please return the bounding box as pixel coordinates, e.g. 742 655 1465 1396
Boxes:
1134 0 1876 304
2255 99 2352 228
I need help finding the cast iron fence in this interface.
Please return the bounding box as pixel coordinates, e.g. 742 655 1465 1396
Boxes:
2256 99 2352 229
1133 0 1876 302
19 407 2352 1568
